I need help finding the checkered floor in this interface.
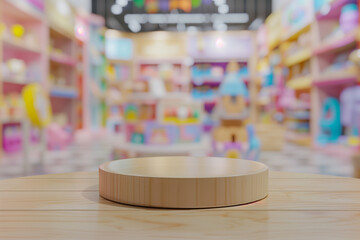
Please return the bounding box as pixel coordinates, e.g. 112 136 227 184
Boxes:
0 142 354 180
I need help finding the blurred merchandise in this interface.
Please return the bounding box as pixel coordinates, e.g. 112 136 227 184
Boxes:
212 61 260 160
0 0 360 180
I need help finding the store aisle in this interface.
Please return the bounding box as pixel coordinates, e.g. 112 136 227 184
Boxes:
260 144 353 177
0 143 353 180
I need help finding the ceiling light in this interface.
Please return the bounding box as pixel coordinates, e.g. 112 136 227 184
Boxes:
249 18 263 30
111 4 123 15
128 20 141 32
125 13 248 25
116 0 128 7
177 23 186 31
214 0 226 6
218 4 229 14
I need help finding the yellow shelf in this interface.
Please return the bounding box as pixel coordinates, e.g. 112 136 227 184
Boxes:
283 24 311 42
284 49 312 67
287 76 312 90
314 66 357 84
50 24 75 40
162 118 200 125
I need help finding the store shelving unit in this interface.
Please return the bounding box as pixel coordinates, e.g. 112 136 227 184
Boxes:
311 0 359 156
0 0 47 156
81 14 107 130
46 0 78 131
187 31 256 133
256 0 360 154
135 58 189 93
278 0 314 147
253 12 288 151
283 26 313 146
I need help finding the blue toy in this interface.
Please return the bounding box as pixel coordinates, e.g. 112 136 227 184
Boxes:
218 72 249 98
317 97 342 144
245 125 261 161
212 61 260 160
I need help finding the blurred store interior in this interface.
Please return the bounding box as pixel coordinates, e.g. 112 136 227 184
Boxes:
0 0 360 179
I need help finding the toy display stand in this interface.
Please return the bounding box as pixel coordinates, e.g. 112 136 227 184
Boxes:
122 85 204 156
99 156 269 209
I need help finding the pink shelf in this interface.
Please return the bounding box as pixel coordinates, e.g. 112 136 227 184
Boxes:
50 54 76 67
2 36 41 55
313 76 357 86
316 0 356 20
313 33 356 56
2 0 44 22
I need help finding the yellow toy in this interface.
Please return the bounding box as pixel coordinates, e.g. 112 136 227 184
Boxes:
22 83 52 128
11 24 25 38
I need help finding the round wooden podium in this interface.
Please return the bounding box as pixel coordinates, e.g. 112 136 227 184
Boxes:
99 157 268 208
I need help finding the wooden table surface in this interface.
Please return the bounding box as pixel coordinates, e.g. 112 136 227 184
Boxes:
0 171 360 239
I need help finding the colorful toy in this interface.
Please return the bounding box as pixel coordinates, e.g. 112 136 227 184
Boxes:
317 97 342 144
131 132 145 144
124 97 203 146
245 125 261 160
47 123 72 150
2 123 22 154
340 3 359 34
6 94 24 119
340 86 360 146
176 124 201 143
161 104 200 124
4 59 27 82
106 105 122 134
11 24 25 38
124 104 139 122
212 61 260 159
145 122 173 145
22 83 52 128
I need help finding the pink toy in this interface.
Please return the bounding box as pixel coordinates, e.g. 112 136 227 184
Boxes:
2 124 22 154
278 89 296 109
47 123 72 150
340 86 360 131
340 3 359 34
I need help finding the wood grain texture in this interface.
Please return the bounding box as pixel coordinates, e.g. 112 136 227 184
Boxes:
0 170 360 239
99 157 269 208
1 211 360 240
1 176 359 192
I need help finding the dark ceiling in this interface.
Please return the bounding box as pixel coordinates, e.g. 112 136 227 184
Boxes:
92 0 272 32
